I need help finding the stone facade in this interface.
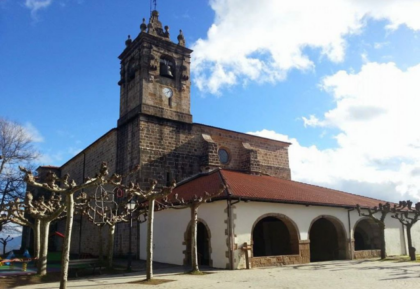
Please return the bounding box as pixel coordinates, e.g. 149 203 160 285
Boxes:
60 129 117 256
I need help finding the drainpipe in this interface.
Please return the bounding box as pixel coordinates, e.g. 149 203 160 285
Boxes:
347 208 354 260
227 197 240 270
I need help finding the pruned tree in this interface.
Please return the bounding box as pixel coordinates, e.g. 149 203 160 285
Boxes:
158 184 225 273
0 118 38 233
79 188 145 268
25 192 66 275
0 235 13 255
2 191 66 275
1 199 41 261
391 200 420 261
19 162 129 289
356 202 393 259
125 179 176 280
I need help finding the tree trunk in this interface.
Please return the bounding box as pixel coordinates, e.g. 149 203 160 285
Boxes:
34 219 40 261
379 223 386 259
60 194 74 289
146 198 155 280
37 220 51 276
407 225 415 261
98 225 103 262
107 224 115 268
191 204 199 272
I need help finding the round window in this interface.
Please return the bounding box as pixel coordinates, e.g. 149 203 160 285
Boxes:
218 148 229 164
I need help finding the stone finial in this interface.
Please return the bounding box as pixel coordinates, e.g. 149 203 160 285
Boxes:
147 22 153 34
140 18 147 32
164 25 170 38
147 10 163 36
125 35 132 47
177 29 185 46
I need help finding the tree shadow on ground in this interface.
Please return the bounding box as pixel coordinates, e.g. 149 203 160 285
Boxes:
0 259 216 289
291 259 420 282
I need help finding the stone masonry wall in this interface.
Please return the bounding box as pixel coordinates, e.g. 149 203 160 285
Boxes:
137 115 203 188
250 240 310 267
59 129 117 256
132 116 292 189
353 250 381 259
198 124 291 180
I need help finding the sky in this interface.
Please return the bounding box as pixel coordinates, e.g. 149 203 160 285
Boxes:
1 0 420 203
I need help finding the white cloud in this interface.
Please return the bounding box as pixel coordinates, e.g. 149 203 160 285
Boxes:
37 145 81 166
192 0 420 94
37 151 63 165
248 61 420 202
374 42 389 49
24 0 53 19
23 122 44 142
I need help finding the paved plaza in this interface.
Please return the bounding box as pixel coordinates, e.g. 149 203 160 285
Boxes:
7 259 419 289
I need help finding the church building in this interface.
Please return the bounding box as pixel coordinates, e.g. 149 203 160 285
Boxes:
33 10 419 269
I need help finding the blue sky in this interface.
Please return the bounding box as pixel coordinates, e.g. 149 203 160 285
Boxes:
1 0 420 202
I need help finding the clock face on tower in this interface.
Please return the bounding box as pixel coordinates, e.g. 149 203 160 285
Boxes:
162 87 173 98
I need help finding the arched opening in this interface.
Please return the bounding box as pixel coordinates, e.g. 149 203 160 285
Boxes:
354 218 381 251
252 216 299 257
160 55 175 79
127 59 137 81
184 220 212 266
197 222 210 265
309 216 347 262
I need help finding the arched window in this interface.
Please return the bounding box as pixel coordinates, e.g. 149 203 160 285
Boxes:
128 59 137 81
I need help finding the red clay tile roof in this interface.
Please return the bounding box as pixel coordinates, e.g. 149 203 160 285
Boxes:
173 169 387 208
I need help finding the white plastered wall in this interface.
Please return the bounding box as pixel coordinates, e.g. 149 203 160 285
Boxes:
383 215 407 256
349 212 406 255
139 200 409 270
139 200 229 268
411 221 420 252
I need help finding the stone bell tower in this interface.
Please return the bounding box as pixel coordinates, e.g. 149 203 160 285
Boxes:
117 10 193 126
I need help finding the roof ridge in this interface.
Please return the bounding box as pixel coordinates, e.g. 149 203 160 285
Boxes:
176 167 221 187
218 169 231 196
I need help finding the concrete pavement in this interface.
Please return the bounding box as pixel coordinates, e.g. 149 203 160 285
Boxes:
12 259 420 289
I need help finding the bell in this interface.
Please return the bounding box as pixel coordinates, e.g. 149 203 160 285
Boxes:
160 62 174 78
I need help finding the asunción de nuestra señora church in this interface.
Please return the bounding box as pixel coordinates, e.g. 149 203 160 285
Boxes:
24 10 420 269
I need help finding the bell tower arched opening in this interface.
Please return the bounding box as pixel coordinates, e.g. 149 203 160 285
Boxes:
160 55 175 79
